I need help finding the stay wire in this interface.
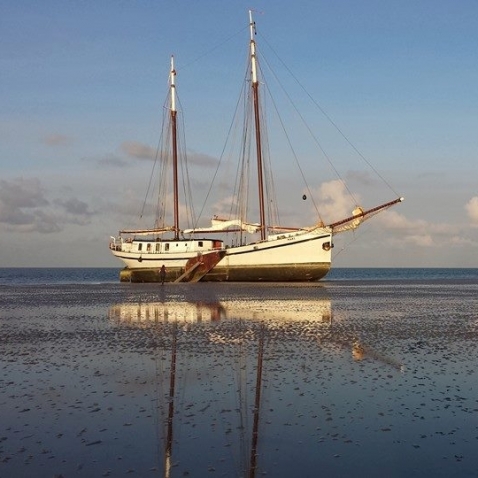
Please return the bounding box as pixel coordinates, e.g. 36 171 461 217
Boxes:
256 43 358 206
258 31 401 198
178 26 248 72
193 49 251 229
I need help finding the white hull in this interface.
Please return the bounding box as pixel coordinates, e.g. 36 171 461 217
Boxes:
110 229 332 282
208 230 332 281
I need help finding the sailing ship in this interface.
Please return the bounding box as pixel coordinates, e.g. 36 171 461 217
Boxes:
109 11 403 283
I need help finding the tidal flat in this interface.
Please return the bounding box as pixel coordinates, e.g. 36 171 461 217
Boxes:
1 280 477 477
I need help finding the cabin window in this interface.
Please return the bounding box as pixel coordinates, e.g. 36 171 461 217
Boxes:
138 243 143 252
147 243 151 252
156 244 160 252
198 241 203 247
165 243 169 252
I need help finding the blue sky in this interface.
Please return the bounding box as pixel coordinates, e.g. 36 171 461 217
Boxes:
1 1 477 268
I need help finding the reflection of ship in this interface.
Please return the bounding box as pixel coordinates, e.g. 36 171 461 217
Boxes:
109 298 332 475
108 300 402 369
108 299 332 326
108 301 226 324
108 298 402 475
158 318 266 478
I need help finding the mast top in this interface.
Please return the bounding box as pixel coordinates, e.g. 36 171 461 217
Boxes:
248 11 259 86
170 55 176 113
249 10 256 41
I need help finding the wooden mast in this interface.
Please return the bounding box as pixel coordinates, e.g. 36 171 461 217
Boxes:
249 10 266 241
170 56 180 240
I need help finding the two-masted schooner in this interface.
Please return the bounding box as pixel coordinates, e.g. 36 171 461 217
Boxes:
109 11 403 283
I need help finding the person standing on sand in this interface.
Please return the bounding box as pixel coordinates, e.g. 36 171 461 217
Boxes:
160 265 166 285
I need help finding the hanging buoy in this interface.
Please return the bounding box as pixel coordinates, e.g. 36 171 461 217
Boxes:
302 194 307 200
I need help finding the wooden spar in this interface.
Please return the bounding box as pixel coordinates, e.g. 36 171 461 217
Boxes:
170 56 180 240
328 197 404 230
119 227 174 235
249 10 266 241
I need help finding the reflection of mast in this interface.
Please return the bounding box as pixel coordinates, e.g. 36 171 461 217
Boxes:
249 326 265 478
165 323 177 477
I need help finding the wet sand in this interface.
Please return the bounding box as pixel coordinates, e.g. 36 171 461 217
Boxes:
1 280 477 477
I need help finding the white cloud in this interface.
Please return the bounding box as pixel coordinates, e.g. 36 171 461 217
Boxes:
314 179 361 224
376 209 476 248
187 151 218 168
345 170 380 187
94 155 129 168
0 178 52 232
120 141 218 168
42 134 73 147
121 141 157 160
465 196 478 225
0 177 95 233
378 209 455 234
54 198 95 225
210 195 238 218
402 234 434 247
450 235 477 246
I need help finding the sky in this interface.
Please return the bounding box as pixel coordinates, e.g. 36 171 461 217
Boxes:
1 0 477 268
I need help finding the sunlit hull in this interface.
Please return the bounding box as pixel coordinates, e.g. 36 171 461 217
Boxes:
111 230 332 282
203 231 331 282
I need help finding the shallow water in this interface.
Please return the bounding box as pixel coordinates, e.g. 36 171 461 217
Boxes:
1 277 478 477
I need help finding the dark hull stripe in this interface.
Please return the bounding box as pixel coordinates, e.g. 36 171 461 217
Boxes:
121 262 331 283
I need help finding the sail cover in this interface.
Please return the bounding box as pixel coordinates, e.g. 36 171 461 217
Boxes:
184 218 261 234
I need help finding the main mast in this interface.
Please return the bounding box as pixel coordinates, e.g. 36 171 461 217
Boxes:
170 56 180 240
249 10 266 241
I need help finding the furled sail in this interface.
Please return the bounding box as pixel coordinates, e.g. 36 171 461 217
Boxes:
184 217 261 234
329 197 404 234
119 226 175 236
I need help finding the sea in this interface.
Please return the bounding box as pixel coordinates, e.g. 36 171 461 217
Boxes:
1 266 478 285
1 268 478 477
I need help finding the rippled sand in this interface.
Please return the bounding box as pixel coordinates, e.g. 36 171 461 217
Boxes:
1 281 477 477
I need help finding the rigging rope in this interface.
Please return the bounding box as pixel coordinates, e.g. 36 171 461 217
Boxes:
137 96 168 231
177 95 197 229
260 65 325 225
192 51 252 232
258 45 359 209
258 31 401 199
178 26 248 72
